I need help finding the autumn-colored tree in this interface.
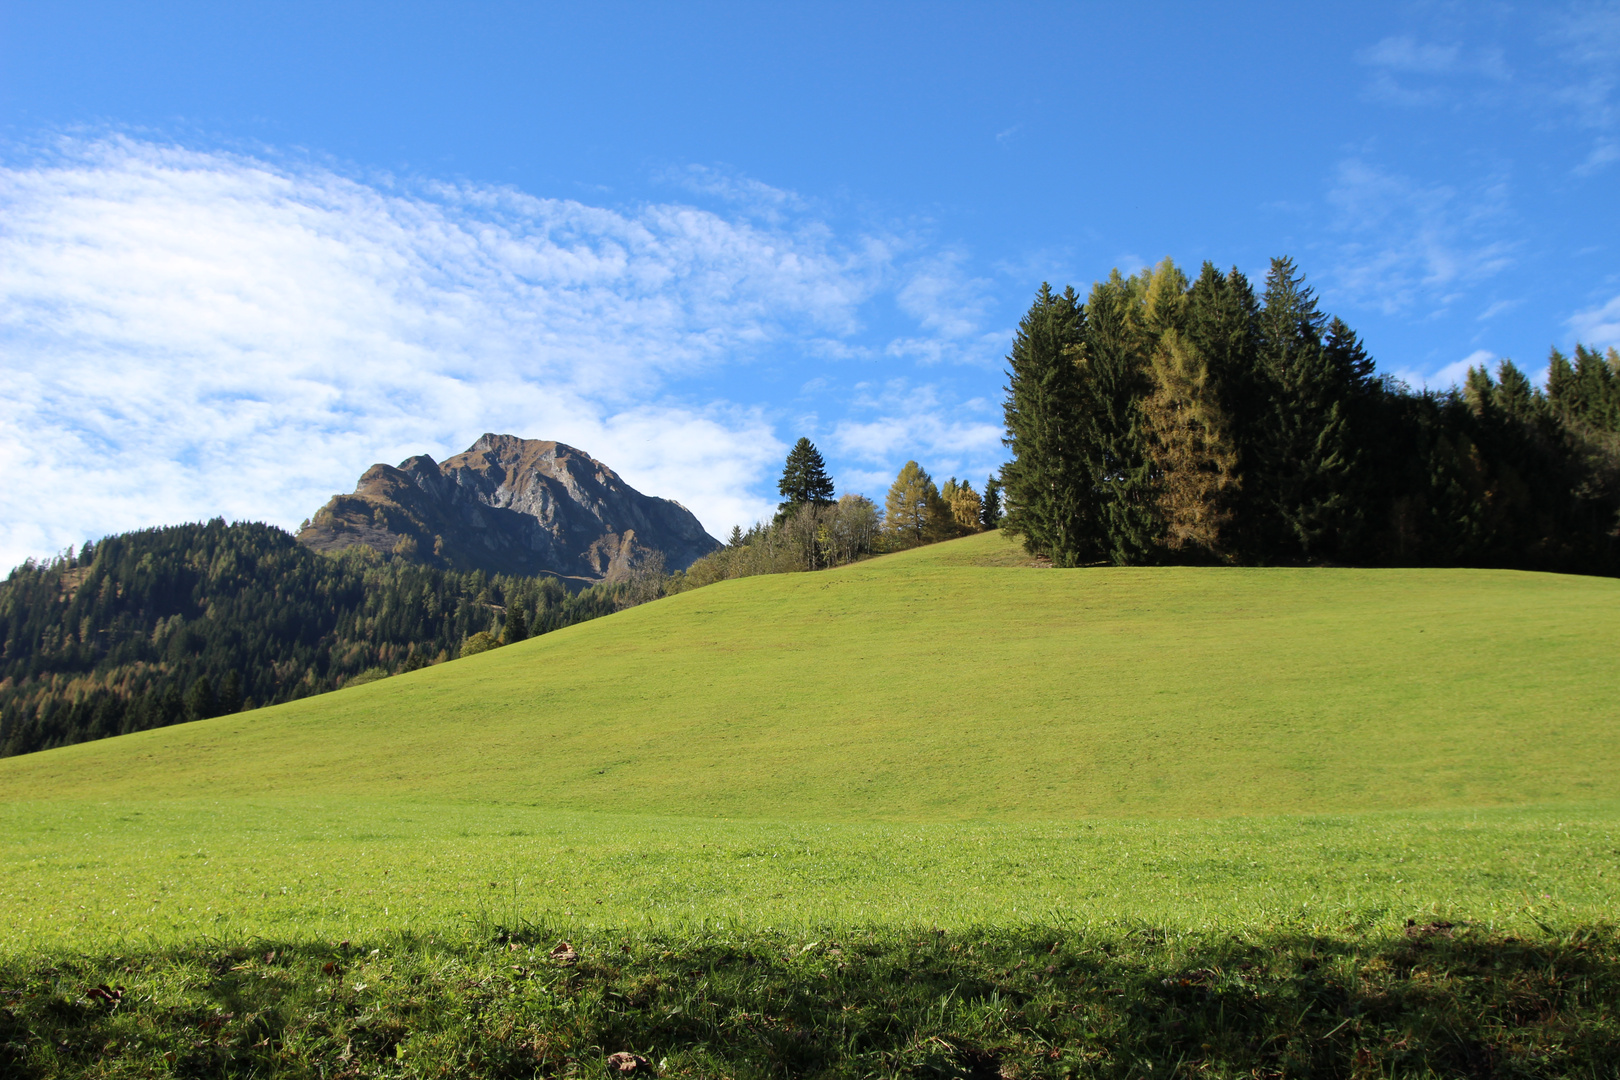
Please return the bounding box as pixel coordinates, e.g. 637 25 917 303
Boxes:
1138 259 1239 557
940 477 983 534
885 461 949 546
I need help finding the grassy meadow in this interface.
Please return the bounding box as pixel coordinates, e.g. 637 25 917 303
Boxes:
4 531 1619 1077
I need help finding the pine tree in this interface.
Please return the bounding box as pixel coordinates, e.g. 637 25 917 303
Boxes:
184 676 216 723
1081 269 1158 564
1245 257 1358 560
1000 284 1091 565
1546 348 1577 419
502 604 528 645
1493 360 1541 422
777 438 835 517
980 476 1002 529
218 670 243 715
1573 344 1618 432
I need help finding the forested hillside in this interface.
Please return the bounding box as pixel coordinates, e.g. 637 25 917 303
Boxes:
1003 257 1620 573
0 520 622 757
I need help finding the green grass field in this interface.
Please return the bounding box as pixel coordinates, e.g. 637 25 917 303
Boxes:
4 532 1619 1077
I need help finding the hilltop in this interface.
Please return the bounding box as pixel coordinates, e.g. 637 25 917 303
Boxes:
5 530 1614 820
297 434 721 582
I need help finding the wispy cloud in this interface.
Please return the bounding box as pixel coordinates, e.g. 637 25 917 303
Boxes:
1569 291 1620 348
0 135 999 567
1322 158 1515 316
1357 33 1511 106
830 379 1004 490
1355 8 1620 173
1547 4 1620 170
1390 347 1496 393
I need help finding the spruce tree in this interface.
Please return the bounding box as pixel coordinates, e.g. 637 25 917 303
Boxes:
980 475 1003 529
1572 344 1619 432
1245 257 1358 560
777 438 835 517
1546 348 1577 419
1000 284 1091 565
1081 270 1158 564
1493 359 1541 422
502 604 528 645
184 676 216 723
218 670 243 715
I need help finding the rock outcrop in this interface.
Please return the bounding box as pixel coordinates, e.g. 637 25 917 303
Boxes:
297 434 720 584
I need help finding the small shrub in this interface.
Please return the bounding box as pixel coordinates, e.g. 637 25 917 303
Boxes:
459 631 499 658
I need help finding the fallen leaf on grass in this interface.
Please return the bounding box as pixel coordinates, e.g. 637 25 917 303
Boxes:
607 1051 652 1074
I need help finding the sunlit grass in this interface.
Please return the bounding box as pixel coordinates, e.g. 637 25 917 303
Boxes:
3 532 1616 822
3 798 1615 957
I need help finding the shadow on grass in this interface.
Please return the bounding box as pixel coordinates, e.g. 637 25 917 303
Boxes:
3 921 1617 1078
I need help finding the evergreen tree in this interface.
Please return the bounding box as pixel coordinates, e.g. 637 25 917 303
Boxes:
1081 269 1159 564
184 676 216 723
1000 284 1091 565
218 670 243 715
777 438 835 517
981 475 1003 529
1245 257 1358 560
1573 344 1619 432
1546 347 1577 419
1493 359 1541 422
502 604 529 645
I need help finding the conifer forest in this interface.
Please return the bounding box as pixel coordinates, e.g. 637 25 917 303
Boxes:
1001 257 1620 573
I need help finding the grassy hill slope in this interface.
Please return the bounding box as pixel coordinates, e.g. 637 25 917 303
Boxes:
3 531 1614 821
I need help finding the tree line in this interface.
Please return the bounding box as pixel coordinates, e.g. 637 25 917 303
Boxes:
672 438 1002 588
0 520 627 757
1002 256 1620 572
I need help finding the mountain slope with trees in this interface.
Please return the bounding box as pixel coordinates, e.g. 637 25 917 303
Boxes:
0 520 626 757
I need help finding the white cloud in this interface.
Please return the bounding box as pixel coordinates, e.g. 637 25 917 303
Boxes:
1569 291 1620 349
1359 36 1466 75
1391 348 1495 392
829 379 1005 488
1356 34 1512 107
1323 158 1515 316
0 135 949 567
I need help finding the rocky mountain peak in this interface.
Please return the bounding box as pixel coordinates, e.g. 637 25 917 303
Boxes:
298 435 720 585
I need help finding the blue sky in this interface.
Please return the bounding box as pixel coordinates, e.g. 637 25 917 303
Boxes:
2 2 1617 565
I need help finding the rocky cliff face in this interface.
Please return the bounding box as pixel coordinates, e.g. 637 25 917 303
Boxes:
297 435 720 584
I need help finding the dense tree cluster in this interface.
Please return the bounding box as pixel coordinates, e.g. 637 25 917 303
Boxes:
1003 257 1620 572
0 520 625 757
675 442 1001 589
